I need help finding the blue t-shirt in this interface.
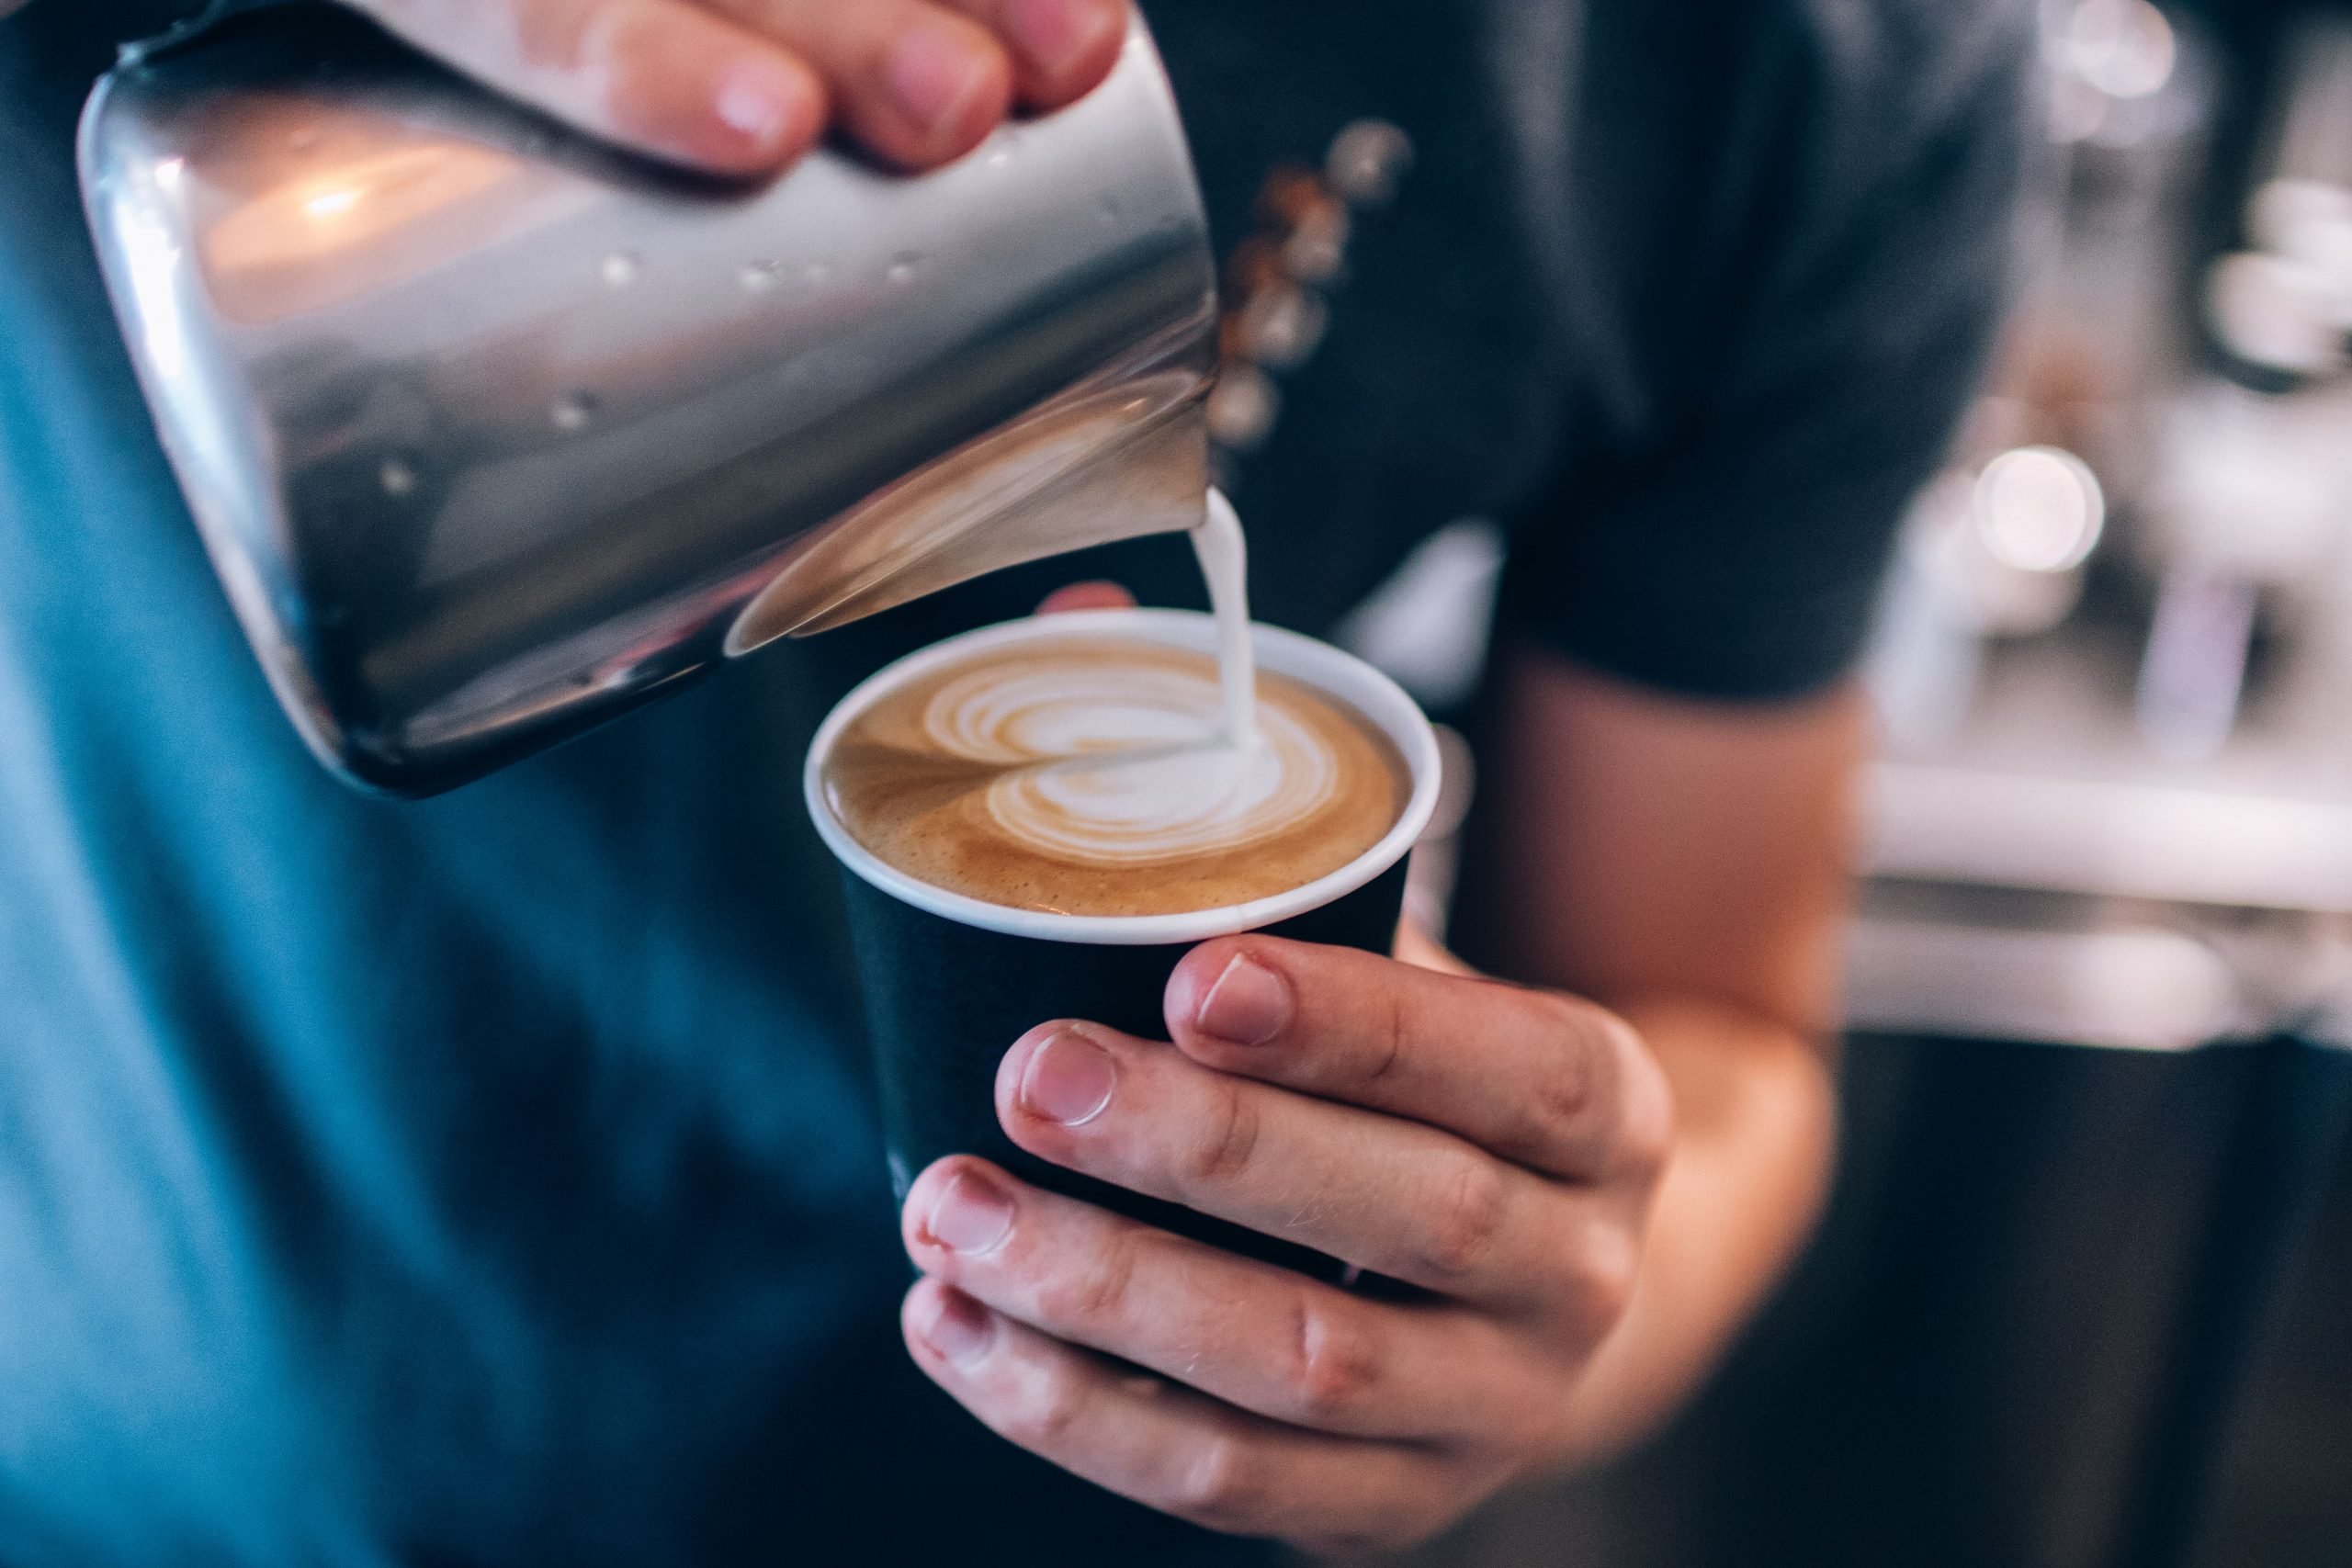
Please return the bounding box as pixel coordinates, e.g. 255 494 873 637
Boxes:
0 1 2027 1562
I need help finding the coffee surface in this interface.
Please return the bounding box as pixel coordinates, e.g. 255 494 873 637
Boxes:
824 637 1408 916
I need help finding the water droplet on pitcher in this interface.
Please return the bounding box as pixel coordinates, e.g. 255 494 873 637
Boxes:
379 458 417 497
601 251 640 288
550 391 598 432
803 260 833 285
739 259 783 292
887 252 922 285
1097 194 1124 226
286 129 320 154
984 145 1012 171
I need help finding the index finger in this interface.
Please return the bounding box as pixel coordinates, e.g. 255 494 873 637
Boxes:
351 0 828 176
1162 937 1673 1184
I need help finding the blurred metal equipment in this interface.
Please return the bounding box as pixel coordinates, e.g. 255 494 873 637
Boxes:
80 6 1217 794
2205 17 2352 379
1863 0 2352 931
1849 6 2352 1567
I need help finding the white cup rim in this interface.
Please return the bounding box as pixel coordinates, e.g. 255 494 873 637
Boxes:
803 608 1442 946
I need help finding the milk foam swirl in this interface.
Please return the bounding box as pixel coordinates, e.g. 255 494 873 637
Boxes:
920 660 1339 865
825 634 1408 917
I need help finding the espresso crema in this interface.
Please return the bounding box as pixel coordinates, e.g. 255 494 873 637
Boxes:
823 637 1408 917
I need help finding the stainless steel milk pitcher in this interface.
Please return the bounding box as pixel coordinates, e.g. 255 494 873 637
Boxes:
79 5 1217 795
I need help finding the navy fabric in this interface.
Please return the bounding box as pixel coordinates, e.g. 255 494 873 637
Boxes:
0 1 2027 1562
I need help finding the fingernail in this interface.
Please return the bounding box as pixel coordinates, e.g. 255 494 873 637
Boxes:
713 64 798 152
886 24 994 135
919 1287 996 1369
1020 1029 1116 1127
1008 0 1121 79
1194 953 1290 1046
924 1169 1014 1255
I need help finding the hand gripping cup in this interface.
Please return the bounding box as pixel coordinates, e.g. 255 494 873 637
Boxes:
805 610 1442 1279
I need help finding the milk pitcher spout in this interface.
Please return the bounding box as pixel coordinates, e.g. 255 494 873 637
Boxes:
78 5 1217 795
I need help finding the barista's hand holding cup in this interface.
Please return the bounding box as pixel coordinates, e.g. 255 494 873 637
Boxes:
808 500 1678 1550
808 592 1437 1276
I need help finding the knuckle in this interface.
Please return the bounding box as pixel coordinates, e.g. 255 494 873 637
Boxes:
1415 1151 1510 1285
1285 1296 1382 1424
1563 1224 1641 1334
1527 1009 1599 1139
1179 1077 1262 1190
1035 1229 1137 1327
1535 995 1676 1179
1617 1053 1679 1179
1004 1361 1090 1450
1367 981 1412 1085
1171 1434 1267 1529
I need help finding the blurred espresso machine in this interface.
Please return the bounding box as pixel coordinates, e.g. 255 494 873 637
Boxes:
1859 0 2352 1020
1736 6 2352 1568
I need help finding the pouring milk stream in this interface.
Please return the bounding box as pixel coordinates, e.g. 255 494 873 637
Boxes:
1193 490 1260 752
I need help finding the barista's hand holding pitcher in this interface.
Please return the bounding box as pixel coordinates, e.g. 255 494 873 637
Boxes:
343 0 1129 175
899 937 1674 1554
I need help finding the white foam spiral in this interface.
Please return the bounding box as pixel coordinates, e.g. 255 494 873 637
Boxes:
919 660 1339 865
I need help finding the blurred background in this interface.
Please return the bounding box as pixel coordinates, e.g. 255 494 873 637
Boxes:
1329 1 2352 1562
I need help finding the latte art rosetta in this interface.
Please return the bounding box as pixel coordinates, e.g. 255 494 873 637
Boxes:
825 638 1408 917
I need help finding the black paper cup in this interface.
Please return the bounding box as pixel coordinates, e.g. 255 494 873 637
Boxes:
805 608 1442 1279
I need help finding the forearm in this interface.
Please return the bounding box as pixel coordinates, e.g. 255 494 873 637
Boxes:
1548 996 1837 1467
1453 646 1865 1471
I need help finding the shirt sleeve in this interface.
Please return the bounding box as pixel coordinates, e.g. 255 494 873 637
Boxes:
1498 0 2037 702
